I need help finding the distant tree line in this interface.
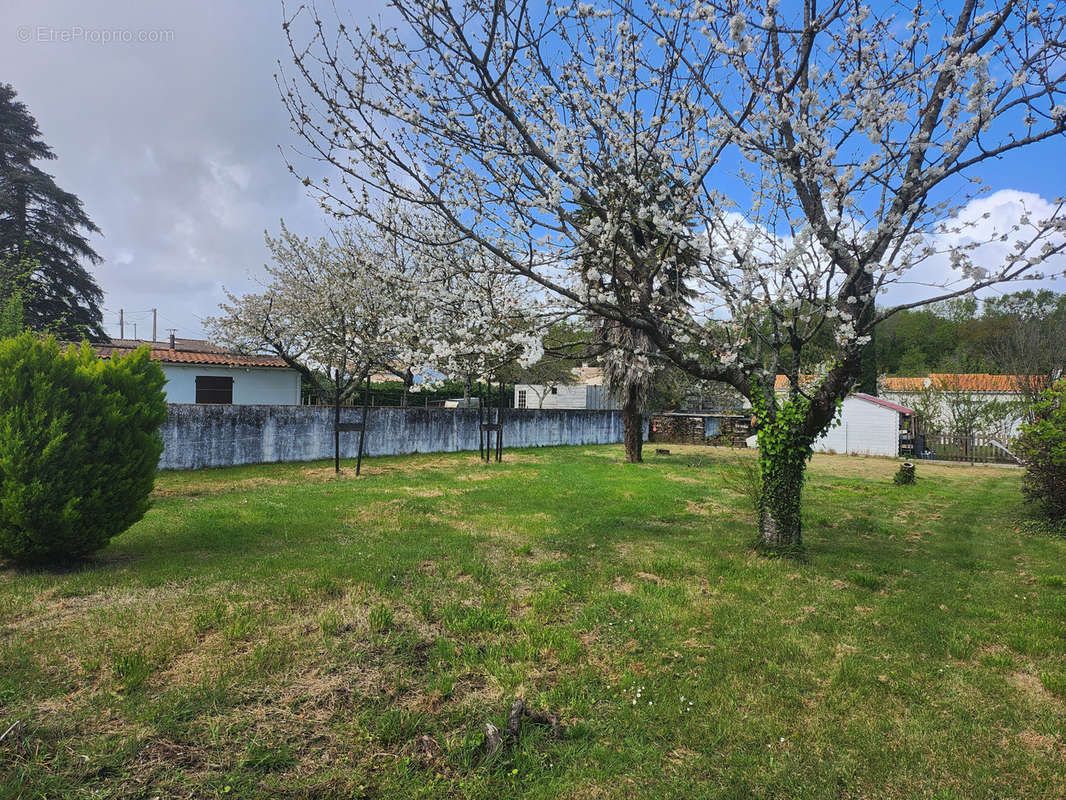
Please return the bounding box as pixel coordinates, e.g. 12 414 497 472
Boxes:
875 292 1066 378
745 290 1066 382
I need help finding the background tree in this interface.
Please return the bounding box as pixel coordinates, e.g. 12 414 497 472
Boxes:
0 84 104 339
985 290 1066 411
869 290 1066 377
208 220 539 471
0 254 33 338
0 292 23 339
578 170 698 462
369 206 547 407
207 224 417 473
1016 378 1066 523
647 361 749 413
915 379 1023 442
281 0 1066 551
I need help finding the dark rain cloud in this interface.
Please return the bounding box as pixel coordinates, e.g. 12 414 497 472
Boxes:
2 0 378 339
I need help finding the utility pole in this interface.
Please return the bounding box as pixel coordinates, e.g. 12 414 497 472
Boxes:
119 309 124 339
152 309 157 342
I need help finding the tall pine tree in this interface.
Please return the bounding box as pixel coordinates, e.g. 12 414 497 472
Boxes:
0 83 104 339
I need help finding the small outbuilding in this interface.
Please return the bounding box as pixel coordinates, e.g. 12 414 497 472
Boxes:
812 393 914 458
91 337 301 406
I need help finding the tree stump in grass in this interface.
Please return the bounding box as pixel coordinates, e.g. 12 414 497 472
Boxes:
894 462 916 485
482 700 565 759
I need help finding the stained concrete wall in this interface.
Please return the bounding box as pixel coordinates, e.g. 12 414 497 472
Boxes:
159 404 630 470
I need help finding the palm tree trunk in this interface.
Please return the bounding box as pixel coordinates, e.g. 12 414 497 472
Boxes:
622 385 643 463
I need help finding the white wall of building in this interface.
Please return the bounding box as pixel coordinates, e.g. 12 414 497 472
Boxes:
516 384 587 409
514 384 620 410
161 364 301 405
882 390 1025 438
813 396 902 457
584 385 617 410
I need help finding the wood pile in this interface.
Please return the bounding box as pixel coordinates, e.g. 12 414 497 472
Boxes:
649 414 752 448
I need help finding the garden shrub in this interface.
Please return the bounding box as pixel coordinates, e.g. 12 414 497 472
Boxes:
0 333 167 563
1016 378 1066 524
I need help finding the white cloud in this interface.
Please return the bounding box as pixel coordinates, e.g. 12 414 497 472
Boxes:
885 189 1066 306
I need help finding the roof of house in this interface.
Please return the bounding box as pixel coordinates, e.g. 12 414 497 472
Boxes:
571 365 605 386
882 373 1044 393
851 392 915 415
773 374 818 391
91 338 290 369
880 376 927 392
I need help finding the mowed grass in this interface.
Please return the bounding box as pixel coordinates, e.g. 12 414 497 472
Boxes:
2 445 1065 799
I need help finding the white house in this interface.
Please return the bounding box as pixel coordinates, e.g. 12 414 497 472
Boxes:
514 365 619 410
93 337 301 405
881 373 1039 438
812 393 914 457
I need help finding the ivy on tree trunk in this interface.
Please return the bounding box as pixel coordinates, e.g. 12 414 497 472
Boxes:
751 387 817 552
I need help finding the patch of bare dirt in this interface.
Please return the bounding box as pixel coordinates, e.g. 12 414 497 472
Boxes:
137 738 208 770
8 586 189 632
783 605 817 625
401 487 447 497
635 571 667 586
684 499 737 517
612 577 635 595
1017 731 1063 755
1010 671 1062 705
453 472 496 482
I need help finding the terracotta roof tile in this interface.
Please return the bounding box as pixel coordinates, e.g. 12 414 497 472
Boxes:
571 365 605 385
881 376 927 392
883 373 1045 393
928 373 1044 392
774 374 818 391
90 339 290 369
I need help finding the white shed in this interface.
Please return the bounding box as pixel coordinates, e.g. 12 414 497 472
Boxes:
813 393 914 457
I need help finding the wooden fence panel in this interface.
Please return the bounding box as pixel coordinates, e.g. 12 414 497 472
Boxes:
920 434 1019 464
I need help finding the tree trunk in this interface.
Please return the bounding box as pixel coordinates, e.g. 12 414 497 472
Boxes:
333 393 341 474
755 427 807 551
401 369 413 408
622 387 643 463
356 375 371 475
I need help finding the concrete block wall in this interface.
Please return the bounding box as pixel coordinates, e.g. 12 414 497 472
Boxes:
159 404 629 470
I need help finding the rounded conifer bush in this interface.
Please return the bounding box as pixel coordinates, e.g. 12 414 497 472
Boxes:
1016 378 1066 525
0 333 167 564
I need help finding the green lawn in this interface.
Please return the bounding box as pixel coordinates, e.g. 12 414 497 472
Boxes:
2 445 1065 799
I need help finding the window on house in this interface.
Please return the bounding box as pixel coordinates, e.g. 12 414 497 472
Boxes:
517 390 527 408
550 386 558 394
195 375 233 404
